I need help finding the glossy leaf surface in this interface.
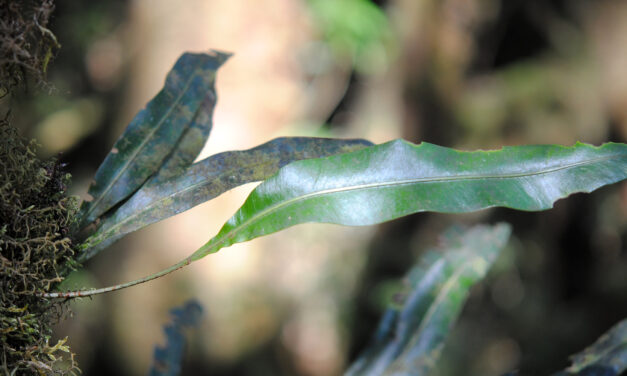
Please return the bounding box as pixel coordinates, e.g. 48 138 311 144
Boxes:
345 223 511 376
553 318 627 376
79 137 372 262
78 51 230 226
192 140 627 261
51 140 627 299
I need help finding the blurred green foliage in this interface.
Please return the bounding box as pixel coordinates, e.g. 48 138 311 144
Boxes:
307 0 394 73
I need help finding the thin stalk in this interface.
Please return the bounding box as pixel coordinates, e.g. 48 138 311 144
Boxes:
40 257 191 298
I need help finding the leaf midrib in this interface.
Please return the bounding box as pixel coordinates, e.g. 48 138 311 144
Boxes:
88 142 371 249
198 152 620 256
84 60 206 221
88 158 277 247
386 255 481 374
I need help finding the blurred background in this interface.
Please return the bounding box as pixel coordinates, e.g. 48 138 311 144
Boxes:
4 0 627 375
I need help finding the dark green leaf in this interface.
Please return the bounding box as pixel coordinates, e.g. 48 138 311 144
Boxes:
78 51 230 226
553 319 627 376
190 140 627 261
58 140 626 299
78 137 372 262
346 223 511 376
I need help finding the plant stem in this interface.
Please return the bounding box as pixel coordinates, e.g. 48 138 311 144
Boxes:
40 257 191 299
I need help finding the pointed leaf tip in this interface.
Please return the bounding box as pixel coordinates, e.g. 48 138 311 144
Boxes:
78 51 230 227
192 140 626 260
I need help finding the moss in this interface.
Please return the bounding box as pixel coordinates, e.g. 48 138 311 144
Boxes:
0 119 80 375
0 0 60 97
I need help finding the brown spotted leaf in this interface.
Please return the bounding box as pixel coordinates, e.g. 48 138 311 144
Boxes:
78 51 230 227
65 141 627 296
78 137 372 262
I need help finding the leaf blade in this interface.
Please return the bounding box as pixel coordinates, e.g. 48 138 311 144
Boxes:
79 51 230 225
79 137 372 262
147 81 219 185
553 319 627 376
346 224 511 376
192 140 627 261
56 140 627 299
148 300 203 376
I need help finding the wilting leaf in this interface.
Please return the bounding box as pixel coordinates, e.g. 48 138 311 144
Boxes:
148 300 203 376
553 319 627 376
79 137 372 262
78 51 230 226
346 223 511 376
188 140 626 262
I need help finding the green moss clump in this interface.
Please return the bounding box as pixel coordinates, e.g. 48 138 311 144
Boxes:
1 120 80 375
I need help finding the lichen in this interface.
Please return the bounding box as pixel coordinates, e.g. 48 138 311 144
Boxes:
1 119 80 375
